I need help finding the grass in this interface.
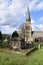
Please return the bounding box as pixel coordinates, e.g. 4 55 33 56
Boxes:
0 47 43 65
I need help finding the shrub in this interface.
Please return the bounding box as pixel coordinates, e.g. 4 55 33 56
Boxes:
3 41 11 48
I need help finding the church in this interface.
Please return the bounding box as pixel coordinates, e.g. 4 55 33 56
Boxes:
19 7 33 43
23 7 43 43
11 7 43 50
25 7 32 43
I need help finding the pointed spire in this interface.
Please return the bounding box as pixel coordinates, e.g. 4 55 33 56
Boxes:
26 6 31 21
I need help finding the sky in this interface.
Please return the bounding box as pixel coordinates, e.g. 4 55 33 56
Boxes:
0 0 43 34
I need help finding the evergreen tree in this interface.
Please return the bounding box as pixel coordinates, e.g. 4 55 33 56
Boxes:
12 31 19 38
0 31 3 47
0 31 3 40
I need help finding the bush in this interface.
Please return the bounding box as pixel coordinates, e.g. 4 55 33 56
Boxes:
2 41 11 48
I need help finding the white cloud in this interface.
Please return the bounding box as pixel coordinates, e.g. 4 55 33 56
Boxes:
8 0 23 15
0 0 43 34
29 0 43 11
29 0 38 11
31 19 35 24
36 2 43 10
1 25 18 34
38 24 43 31
39 16 43 21
32 23 43 31
0 0 10 25
0 0 43 26
31 19 43 31
0 0 26 26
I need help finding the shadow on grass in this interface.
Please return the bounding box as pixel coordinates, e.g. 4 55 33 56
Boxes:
26 47 38 56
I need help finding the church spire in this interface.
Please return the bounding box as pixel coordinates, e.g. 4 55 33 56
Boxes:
26 6 31 21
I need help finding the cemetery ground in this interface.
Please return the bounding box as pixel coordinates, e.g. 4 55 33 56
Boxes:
0 44 43 65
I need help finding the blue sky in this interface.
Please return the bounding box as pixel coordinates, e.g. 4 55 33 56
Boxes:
0 0 43 34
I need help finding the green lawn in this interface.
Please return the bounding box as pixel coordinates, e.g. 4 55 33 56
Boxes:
0 48 43 65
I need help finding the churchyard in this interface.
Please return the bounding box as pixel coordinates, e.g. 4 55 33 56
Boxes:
0 31 43 65
0 30 43 65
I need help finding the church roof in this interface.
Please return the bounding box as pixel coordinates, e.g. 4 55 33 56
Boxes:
32 31 43 38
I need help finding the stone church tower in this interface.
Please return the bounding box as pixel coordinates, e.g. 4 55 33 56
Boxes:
25 7 32 43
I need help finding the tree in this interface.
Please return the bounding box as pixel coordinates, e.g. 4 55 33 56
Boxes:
4 36 11 47
3 34 7 40
0 31 3 40
12 31 19 38
0 31 3 47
